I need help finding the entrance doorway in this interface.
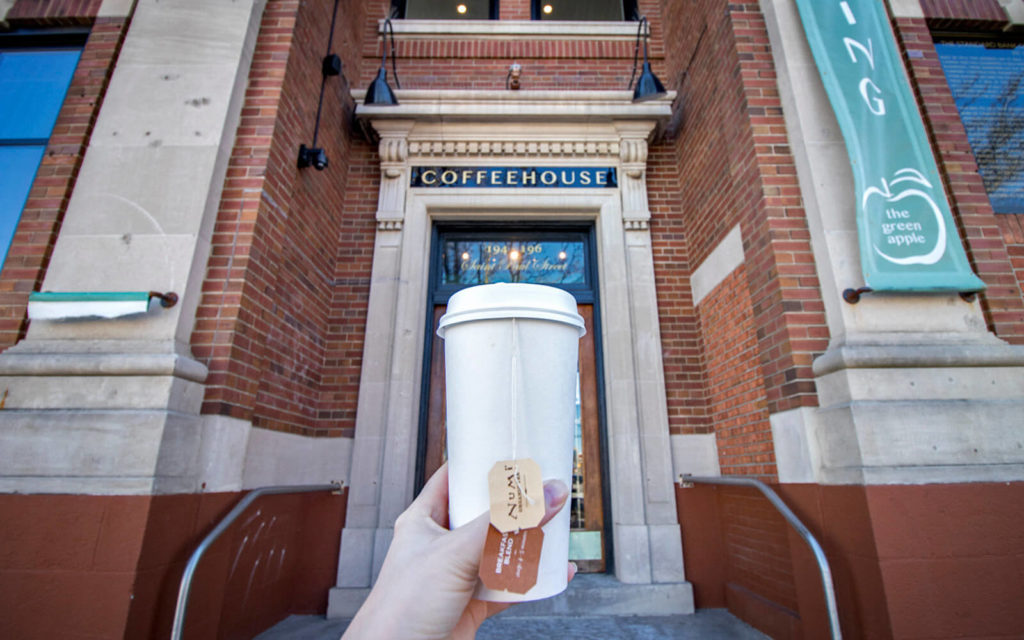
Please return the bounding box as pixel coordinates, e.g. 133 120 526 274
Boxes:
417 225 609 572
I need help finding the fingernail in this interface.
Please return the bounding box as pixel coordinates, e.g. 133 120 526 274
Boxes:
544 479 569 507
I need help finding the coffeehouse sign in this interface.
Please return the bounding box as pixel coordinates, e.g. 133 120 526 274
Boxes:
410 166 618 188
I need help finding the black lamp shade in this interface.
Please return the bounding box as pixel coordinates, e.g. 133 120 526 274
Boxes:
365 66 399 106
632 61 667 102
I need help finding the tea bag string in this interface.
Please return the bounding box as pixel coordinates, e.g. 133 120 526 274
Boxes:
510 318 535 511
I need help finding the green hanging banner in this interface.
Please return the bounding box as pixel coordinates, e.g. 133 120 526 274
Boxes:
793 0 985 293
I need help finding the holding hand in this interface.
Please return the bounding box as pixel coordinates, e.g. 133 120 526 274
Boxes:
341 463 574 640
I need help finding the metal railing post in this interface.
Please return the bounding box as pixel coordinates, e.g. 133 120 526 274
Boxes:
681 475 842 640
170 482 343 640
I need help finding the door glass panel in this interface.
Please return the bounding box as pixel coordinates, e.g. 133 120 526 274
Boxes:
439 237 587 286
571 370 584 528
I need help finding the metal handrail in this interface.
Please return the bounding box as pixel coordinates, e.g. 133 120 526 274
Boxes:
170 482 343 640
681 474 842 640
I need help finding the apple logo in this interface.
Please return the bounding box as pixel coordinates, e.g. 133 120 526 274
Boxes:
862 167 947 265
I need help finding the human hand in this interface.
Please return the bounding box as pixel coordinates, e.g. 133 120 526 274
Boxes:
341 463 574 640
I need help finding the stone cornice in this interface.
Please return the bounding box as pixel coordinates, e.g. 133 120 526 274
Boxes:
381 19 639 41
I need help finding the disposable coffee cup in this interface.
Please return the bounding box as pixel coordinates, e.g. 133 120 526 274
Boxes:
438 283 585 602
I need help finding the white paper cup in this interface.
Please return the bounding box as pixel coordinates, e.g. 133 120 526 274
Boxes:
438 283 585 602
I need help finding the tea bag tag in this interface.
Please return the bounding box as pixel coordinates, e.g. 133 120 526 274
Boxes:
487 458 544 533
479 526 544 595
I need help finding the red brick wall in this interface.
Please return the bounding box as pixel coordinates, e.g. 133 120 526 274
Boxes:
1004 215 1024 299
698 270 775 477
193 0 371 436
920 0 1009 30
0 490 347 640
500 0 531 21
318 142 377 435
659 0 827 445
0 4 130 349
4 0 103 24
891 11 1024 344
725 3 827 415
649 139 707 435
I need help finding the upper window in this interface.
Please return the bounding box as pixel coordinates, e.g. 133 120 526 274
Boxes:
394 0 498 20
532 0 636 21
0 32 83 265
936 40 1024 214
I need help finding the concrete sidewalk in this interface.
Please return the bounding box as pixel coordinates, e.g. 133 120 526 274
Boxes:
255 609 770 639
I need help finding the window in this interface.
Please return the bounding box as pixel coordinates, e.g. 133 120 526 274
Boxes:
532 0 637 21
936 40 1024 214
0 31 83 265
393 0 498 20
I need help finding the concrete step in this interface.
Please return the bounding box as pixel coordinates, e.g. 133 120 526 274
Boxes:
258 575 770 639
485 574 694 616
255 610 769 640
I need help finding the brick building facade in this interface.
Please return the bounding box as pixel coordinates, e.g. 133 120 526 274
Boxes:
1 0 1022 638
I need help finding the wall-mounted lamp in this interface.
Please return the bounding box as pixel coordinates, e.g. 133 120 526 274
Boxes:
628 16 667 103
298 0 342 170
364 17 401 106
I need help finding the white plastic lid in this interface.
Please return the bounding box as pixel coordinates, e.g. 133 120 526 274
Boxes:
438 283 586 338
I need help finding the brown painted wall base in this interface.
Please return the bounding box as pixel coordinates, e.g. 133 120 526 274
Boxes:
677 482 1024 639
0 489 347 640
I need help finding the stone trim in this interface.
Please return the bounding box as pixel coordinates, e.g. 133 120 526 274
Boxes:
98 0 133 17
383 18 638 41
690 225 744 307
769 407 819 484
670 434 721 478
242 426 352 490
888 0 925 19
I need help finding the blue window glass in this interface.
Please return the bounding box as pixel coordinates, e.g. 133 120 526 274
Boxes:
936 42 1024 214
0 47 82 265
